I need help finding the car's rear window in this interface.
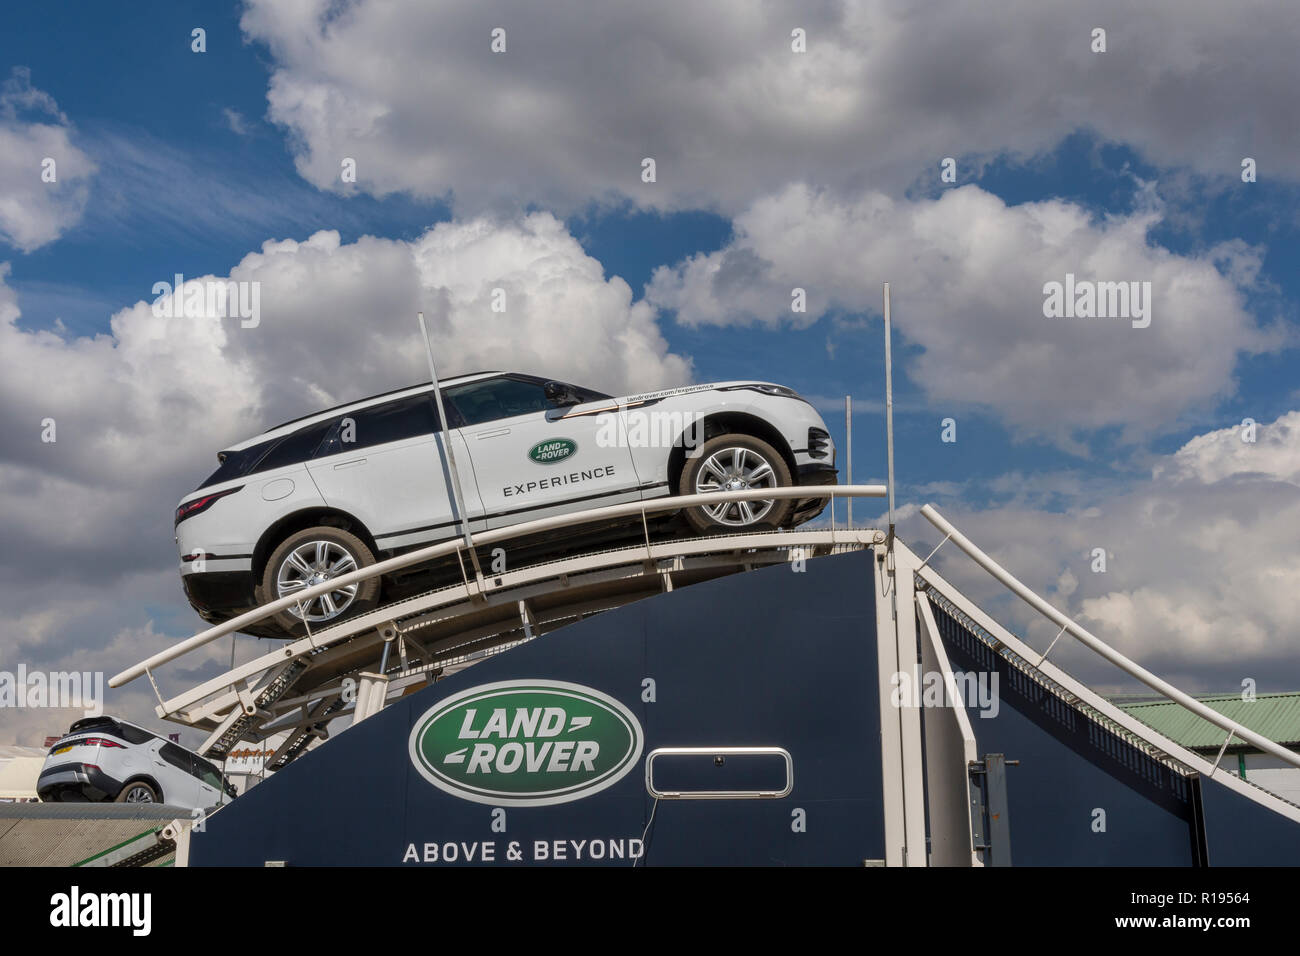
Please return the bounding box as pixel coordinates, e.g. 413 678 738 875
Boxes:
59 717 153 747
251 419 335 473
198 438 278 490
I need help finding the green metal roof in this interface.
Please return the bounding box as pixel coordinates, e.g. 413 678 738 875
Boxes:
1117 693 1300 750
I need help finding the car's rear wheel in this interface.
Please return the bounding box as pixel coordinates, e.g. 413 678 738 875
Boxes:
679 434 794 534
116 781 160 804
256 526 380 637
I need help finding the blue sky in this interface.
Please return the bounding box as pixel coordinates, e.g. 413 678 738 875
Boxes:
7 3 1294 503
2 1 1299 743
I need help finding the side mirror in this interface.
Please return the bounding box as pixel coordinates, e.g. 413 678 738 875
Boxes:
543 381 580 407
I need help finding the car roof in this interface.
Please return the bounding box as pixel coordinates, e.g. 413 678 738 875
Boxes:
228 370 507 450
68 716 219 766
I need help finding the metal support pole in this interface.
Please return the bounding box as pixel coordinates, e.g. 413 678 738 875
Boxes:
883 283 896 541
417 312 476 557
845 395 853 530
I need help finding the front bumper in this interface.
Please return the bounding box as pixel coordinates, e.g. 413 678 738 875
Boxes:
795 463 838 486
37 763 123 802
791 463 839 524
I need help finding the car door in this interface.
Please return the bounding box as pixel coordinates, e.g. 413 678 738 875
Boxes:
156 742 203 807
307 392 486 557
191 755 227 807
444 376 641 529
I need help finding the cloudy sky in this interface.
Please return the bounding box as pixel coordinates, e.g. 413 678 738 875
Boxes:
1 0 1298 746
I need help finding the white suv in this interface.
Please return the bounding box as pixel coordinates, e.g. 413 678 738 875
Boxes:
37 716 234 809
175 371 837 636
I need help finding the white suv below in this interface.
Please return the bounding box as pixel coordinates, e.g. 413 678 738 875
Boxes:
37 716 234 810
175 371 837 636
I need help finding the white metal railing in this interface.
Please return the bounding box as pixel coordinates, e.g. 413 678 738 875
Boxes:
110 484 887 688
919 503 1300 773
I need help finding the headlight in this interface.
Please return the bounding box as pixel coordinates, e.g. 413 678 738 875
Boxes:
720 384 803 400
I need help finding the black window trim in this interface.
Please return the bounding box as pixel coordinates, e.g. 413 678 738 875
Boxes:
443 373 610 427
200 382 498 489
311 391 460 458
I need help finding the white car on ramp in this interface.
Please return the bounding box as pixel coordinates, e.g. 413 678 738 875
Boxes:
37 716 234 810
175 371 837 636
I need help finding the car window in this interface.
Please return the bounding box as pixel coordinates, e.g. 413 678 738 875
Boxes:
158 742 194 775
116 724 155 746
63 717 153 746
445 377 553 426
251 420 335 474
198 438 278 489
510 373 612 404
336 394 443 452
68 716 119 735
193 758 224 789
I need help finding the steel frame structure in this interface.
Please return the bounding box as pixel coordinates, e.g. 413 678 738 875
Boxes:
111 486 889 771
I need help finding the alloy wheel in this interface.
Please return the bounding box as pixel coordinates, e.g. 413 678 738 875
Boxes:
276 540 360 623
692 446 778 526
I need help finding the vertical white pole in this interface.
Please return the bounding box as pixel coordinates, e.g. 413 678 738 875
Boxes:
845 395 853 530
417 312 475 552
883 283 896 540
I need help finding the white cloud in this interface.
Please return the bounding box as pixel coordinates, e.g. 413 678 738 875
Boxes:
222 107 251 137
239 0 1300 213
1155 411 1300 485
901 409 1300 691
0 217 690 740
647 184 1282 444
0 68 95 252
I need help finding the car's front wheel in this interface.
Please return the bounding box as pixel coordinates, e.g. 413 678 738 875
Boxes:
256 525 381 637
116 781 160 804
679 434 794 534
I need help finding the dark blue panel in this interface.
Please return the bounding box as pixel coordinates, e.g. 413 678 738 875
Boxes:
191 550 883 866
1200 775 1300 865
931 599 1198 866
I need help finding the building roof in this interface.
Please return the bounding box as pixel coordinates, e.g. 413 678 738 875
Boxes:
0 745 47 759
1117 692 1300 750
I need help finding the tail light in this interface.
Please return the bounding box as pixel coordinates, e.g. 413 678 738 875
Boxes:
808 427 831 459
48 737 124 755
175 485 244 527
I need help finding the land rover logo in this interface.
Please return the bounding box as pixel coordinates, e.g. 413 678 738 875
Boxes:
528 438 577 465
408 679 644 806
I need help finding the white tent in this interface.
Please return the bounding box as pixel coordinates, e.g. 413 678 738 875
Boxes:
0 746 47 801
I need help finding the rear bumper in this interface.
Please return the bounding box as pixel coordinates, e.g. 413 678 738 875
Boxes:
37 763 122 802
183 570 299 639
183 570 256 617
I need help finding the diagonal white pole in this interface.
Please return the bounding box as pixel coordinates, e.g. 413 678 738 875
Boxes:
418 311 475 553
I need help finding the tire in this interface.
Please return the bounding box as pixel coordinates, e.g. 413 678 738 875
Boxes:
679 433 794 534
256 525 380 637
115 781 160 804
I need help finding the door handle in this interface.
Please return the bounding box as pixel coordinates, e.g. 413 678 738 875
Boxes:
476 428 510 439
334 458 367 470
